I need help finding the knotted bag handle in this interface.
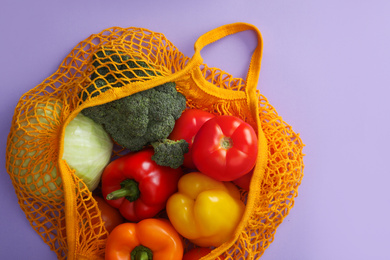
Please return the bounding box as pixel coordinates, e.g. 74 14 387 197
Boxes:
192 22 263 96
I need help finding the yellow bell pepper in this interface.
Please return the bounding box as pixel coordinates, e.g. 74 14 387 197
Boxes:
166 172 245 247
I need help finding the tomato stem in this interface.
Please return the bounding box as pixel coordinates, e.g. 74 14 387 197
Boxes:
106 179 140 202
220 136 233 149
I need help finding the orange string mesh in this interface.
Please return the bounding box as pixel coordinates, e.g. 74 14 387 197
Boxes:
5 25 304 260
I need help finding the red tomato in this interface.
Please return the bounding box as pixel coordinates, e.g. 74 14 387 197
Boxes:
192 115 258 181
92 196 124 233
183 247 225 260
233 169 254 191
169 109 215 169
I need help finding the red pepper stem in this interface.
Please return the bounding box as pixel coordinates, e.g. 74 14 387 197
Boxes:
106 179 140 202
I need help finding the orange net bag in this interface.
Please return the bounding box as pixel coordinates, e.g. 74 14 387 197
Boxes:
5 23 304 259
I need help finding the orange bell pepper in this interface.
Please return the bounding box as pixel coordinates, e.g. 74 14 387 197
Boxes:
105 218 183 260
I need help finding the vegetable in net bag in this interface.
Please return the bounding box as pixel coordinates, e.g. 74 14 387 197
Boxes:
5 23 305 259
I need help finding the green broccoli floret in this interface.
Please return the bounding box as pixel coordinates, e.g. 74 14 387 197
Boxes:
82 82 187 151
151 139 189 169
80 47 188 168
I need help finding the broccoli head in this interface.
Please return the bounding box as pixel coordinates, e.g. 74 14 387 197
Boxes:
151 139 189 169
80 47 188 168
82 81 187 152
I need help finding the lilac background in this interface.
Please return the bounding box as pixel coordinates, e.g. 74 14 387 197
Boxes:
1 0 390 259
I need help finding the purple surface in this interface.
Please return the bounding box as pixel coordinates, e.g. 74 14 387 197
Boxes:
1 0 390 259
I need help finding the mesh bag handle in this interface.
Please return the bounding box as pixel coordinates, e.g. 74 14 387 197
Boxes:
193 22 263 95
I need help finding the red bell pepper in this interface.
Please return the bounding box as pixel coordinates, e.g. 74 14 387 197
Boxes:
101 148 182 222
